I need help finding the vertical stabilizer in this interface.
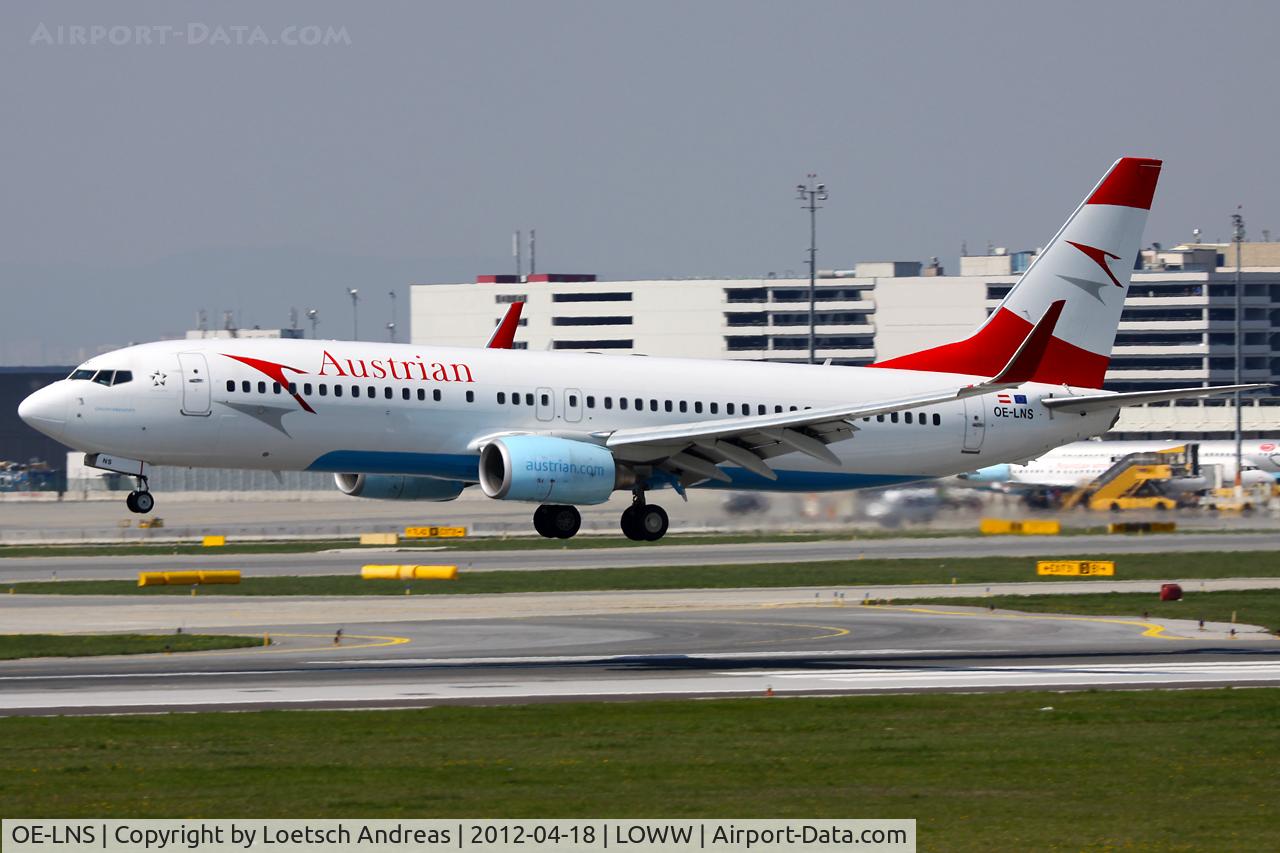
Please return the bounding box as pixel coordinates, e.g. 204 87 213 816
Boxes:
873 157 1161 388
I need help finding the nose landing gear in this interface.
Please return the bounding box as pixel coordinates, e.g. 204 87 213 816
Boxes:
125 476 154 514
533 504 581 539
620 491 668 542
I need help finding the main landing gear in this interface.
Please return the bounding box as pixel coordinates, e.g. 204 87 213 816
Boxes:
533 504 581 539
125 475 154 514
620 491 668 542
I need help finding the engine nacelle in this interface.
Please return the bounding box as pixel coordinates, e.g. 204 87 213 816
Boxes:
479 435 616 505
334 473 466 501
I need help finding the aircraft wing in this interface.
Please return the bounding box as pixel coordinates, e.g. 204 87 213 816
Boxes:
601 300 1066 484
1043 383 1273 414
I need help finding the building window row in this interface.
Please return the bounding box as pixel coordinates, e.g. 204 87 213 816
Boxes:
552 292 632 303
552 339 633 349
551 316 633 326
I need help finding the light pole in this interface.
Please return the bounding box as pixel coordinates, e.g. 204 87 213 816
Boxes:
305 309 319 339
388 290 398 343
347 288 359 340
797 174 828 365
1232 208 1245 493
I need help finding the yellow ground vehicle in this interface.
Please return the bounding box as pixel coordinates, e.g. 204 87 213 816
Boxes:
1061 447 1193 512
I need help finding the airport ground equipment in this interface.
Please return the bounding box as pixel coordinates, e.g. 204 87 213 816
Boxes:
979 518 1061 535
138 570 241 587
1060 446 1195 512
361 564 458 580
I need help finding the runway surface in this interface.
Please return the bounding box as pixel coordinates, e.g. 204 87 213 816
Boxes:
3 531 1279 582
2 583 1277 716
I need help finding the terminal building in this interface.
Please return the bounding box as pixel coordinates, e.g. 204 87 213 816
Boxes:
411 242 1280 440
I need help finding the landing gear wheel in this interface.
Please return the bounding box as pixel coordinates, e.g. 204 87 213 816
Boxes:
534 504 580 539
126 490 154 514
637 504 669 541
549 505 581 539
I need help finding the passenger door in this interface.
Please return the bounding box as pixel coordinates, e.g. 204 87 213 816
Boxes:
961 394 986 453
178 353 212 416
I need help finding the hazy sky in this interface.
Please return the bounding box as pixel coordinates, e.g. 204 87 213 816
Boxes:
3 0 1278 363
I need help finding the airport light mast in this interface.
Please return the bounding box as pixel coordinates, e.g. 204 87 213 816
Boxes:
388 290 398 343
1233 208 1245 494
305 308 319 339
347 288 359 341
797 175 828 365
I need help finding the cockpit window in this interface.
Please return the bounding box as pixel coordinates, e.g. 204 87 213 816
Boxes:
70 369 95 381
92 370 115 386
112 370 133 385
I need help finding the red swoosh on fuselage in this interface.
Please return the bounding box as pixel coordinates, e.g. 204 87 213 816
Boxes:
222 353 316 414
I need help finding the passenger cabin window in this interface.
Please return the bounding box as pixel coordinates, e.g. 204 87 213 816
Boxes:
890 412 898 423
304 383 313 395
710 403 718 414
905 412 913 424
272 382 281 394
664 400 672 412
511 391 520 405
258 381 267 394
932 413 941 426
727 403 735 415
226 380 235 392
467 391 476 403
384 387 392 400
694 402 703 414
569 394 579 407
648 399 657 412
288 382 297 394
604 397 613 410
318 384 328 396
241 381 250 393
526 393 535 406
417 389 426 401
757 405 766 415
679 401 687 413
402 388 410 400
620 398 628 410
334 385 343 397
540 393 549 406
434 389 442 402
497 392 507 404
586 395 595 408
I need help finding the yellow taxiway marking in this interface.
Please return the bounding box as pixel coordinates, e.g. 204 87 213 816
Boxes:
893 605 1189 640
699 619 851 645
260 632 412 654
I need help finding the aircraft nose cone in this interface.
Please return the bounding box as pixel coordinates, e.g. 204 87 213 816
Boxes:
18 384 67 440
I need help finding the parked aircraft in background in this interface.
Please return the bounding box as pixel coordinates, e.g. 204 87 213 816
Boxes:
962 438 1280 493
18 157 1269 540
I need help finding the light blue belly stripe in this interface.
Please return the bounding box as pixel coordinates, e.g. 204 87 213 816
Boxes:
306 449 923 493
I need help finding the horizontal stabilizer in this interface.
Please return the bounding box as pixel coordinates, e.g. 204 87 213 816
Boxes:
1043 384 1273 414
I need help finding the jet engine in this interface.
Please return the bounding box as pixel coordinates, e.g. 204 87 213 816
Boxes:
479 435 617 505
334 473 466 501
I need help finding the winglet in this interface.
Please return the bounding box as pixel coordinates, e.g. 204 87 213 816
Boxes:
486 301 524 349
987 300 1065 386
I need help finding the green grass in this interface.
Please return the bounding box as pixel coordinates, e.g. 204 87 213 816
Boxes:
0 524 1205 559
9 550 1280 597
1 691 1277 850
900 588 1280 634
0 633 259 660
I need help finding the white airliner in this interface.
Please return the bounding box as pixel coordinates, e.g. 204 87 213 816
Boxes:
18 157 1269 541
964 439 1280 490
